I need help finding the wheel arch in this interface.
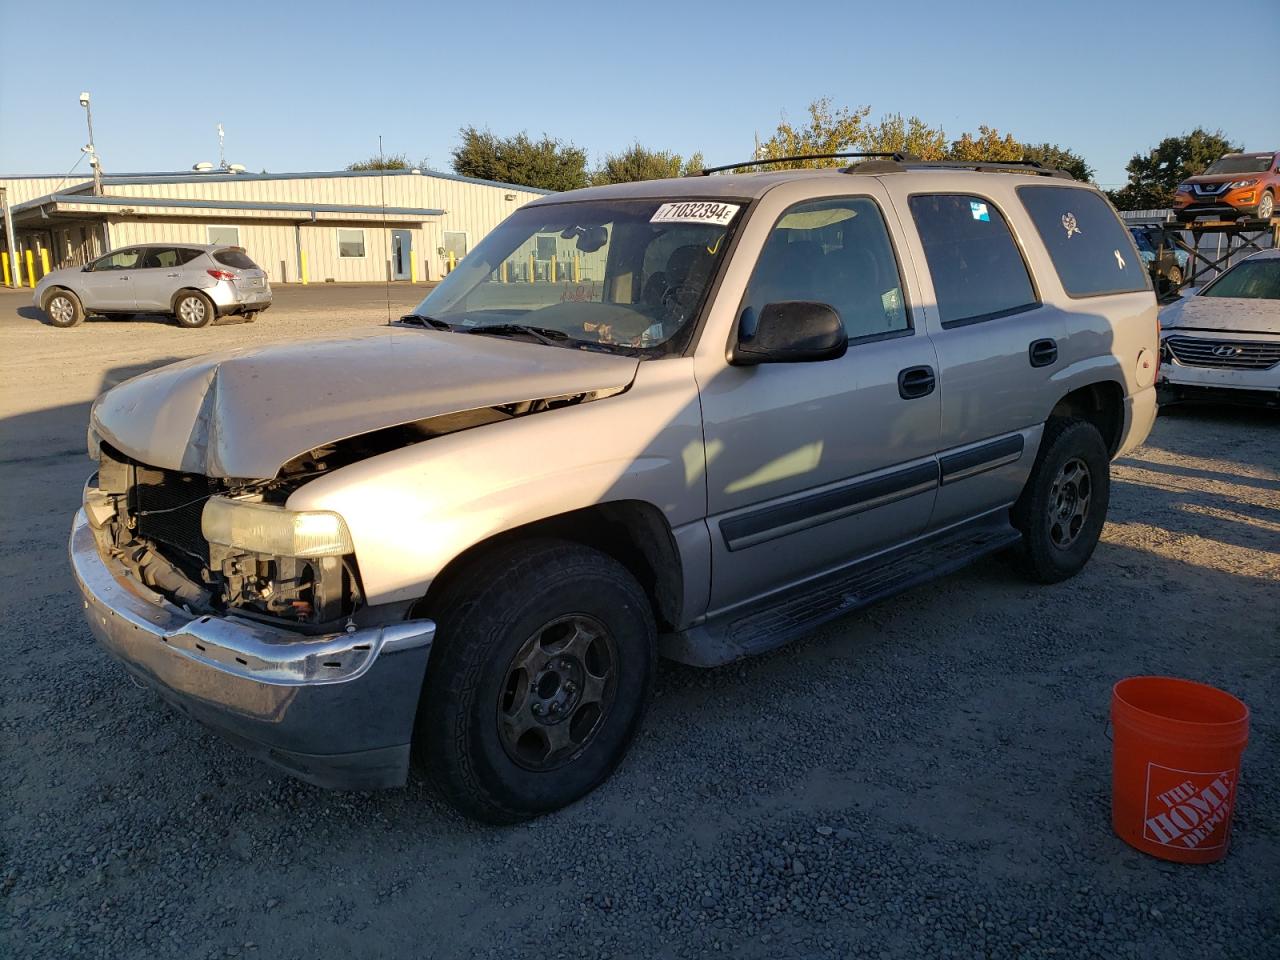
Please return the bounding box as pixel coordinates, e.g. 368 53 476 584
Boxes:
41 284 79 310
1048 380 1125 456
169 287 209 313
411 499 684 632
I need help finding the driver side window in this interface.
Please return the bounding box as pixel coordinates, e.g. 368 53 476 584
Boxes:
743 198 910 341
93 248 142 271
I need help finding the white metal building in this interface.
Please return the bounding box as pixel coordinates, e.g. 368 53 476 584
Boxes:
0 168 551 286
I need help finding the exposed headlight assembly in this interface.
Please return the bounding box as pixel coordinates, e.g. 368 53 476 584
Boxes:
1228 178 1258 189
202 497 354 558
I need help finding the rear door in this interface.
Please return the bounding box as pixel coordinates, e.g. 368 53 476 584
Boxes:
135 248 188 310
697 189 941 613
896 191 1065 529
83 247 143 310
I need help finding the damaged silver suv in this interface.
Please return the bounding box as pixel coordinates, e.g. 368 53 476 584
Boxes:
71 157 1160 821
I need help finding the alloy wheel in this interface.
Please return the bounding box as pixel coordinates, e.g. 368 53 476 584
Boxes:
48 296 74 325
178 296 207 325
496 614 618 771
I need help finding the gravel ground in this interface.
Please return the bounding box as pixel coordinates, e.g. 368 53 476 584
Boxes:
1 290 1277 959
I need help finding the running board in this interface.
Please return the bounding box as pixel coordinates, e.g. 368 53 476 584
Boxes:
661 515 1022 667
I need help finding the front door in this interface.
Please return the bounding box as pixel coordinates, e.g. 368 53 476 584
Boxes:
84 247 143 310
391 230 412 280
697 193 941 615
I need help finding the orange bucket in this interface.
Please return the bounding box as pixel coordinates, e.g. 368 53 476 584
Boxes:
1111 676 1249 863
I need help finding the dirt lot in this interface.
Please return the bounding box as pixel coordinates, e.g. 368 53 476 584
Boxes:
2 286 1277 959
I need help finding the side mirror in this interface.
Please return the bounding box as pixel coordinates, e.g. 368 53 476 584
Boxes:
731 301 847 365
82 263 93 272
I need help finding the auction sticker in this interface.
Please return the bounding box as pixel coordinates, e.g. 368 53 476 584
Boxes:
650 201 740 226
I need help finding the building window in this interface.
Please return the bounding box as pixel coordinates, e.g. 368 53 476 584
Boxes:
338 228 366 259
208 225 241 247
443 231 469 260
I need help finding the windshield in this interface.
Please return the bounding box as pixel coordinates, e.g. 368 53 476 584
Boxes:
1200 258 1280 300
411 198 744 356
1204 155 1273 175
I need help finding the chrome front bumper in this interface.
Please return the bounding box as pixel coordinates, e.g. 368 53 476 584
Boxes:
69 509 435 789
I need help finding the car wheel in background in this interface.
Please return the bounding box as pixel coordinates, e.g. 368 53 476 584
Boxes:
1166 265 1183 291
173 291 214 329
415 539 656 823
43 289 84 328
1257 191 1275 221
1008 418 1111 584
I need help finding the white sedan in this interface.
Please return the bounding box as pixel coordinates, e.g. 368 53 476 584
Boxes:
1158 249 1280 407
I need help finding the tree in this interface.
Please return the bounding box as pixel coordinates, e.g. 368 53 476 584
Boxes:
947 125 1023 163
591 144 704 184
1020 143 1095 182
1107 128 1243 210
756 98 873 169
347 152 410 171
451 127 588 192
863 114 947 160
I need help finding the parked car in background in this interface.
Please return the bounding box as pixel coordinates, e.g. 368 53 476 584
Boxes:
35 243 271 329
1159 249 1280 407
1128 224 1190 294
70 162 1159 821
1173 151 1279 224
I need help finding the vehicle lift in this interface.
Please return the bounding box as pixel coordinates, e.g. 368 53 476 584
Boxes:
1139 215 1280 287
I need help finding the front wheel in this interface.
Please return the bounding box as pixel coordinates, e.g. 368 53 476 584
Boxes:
173 291 214 328
1166 265 1184 290
43 289 84 328
1009 419 1111 584
415 539 656 823
1257 191 1275 221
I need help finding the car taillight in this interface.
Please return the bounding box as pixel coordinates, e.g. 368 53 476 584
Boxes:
207 269 237 281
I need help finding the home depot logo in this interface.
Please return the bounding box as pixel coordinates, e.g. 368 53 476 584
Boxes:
1143 764 1236 851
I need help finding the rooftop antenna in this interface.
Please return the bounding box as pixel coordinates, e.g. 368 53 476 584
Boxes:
380 135 392 326
217 123 227 170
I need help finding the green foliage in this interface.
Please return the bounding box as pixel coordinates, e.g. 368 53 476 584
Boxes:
451 127 588 192
346 153 411 171
1020 143 1095 182
1107 128 1244 210
864 114 947 160
591 144 705 185
756 98 873 169
947 126 1023 163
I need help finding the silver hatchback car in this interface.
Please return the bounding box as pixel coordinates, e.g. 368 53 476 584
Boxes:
35 242 272 329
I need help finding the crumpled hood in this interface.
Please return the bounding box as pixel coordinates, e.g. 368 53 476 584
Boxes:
1161 296 1280 335
91 327 639 478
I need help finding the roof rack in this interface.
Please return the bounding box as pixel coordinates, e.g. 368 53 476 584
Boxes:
696 152 911 176
844 158 1075 179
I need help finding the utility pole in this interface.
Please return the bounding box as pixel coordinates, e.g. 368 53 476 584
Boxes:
1 185 20 286
79 92 103 196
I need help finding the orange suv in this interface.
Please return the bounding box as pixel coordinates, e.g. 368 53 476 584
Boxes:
1174 151 1278 223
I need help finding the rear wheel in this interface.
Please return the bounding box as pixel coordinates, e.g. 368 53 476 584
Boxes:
43 289 84 328
415 539 656 823
1009 418 1110 584
173 291 214 328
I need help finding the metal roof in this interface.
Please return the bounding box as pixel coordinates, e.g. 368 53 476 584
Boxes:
14 192 444 219
1 167 554 194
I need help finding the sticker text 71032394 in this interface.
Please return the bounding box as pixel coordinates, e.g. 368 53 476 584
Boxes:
650 202 741 226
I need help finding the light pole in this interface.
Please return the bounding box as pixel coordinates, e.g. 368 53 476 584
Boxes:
79 91 102 196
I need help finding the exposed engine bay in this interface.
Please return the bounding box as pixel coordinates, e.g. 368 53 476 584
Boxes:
85 388 622 631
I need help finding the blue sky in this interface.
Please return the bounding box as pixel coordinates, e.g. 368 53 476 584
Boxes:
2 0 1276 187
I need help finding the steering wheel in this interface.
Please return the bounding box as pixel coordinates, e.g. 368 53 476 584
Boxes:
660 282 699 319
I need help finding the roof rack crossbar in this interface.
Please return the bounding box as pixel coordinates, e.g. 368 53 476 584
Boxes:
696 152 912 176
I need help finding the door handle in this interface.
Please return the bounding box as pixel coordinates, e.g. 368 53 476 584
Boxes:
897 365 936 400
1029 338 1058 368
166 272 180 277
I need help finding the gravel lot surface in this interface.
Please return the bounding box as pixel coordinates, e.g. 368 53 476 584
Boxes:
2 287 1277 959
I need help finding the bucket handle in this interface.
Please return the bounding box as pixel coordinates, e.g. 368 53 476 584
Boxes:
1102 714 1112 742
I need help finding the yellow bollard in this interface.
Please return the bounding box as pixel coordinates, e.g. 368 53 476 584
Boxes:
300 250 309 285
550 254 557 283
500 260 508 284
1 252 10 287
447 250 456 273
528 253 534 283
40 248 51 277
410 247 419 283
25 249 36 288
574 255 581 283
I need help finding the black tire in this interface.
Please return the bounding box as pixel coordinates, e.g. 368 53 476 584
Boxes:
42 288 84 328
173 291 214 328
1008 418 1110 584
414 539 656 823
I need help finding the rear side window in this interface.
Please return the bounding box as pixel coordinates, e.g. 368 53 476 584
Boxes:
908 194 1037 327
1018 186 1150 297
213 248 258 270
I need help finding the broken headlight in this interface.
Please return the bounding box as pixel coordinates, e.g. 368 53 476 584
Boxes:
201 497 354 558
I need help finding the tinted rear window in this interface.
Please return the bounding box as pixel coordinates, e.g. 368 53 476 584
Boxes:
1018 186 1150 297
214 248 258 270
908 194 1038 326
